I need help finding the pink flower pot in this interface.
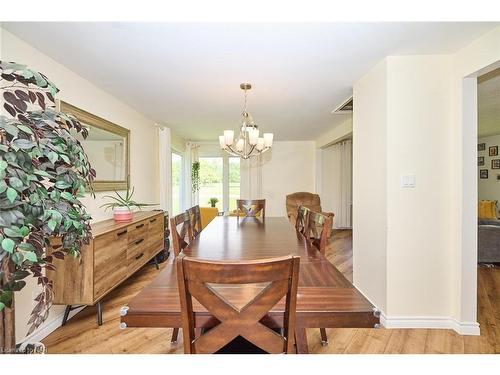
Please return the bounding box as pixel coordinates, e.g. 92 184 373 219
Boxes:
113 207 133 222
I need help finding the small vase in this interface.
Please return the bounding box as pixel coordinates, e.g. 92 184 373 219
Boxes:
113 207 133 222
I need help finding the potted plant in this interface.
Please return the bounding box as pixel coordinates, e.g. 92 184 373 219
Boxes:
0 61 95 350
191 161 200 193
100 187 155 222
208 197 219 208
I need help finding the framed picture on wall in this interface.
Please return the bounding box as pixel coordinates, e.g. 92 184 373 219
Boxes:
480 169 489 179
492 159 500 169
489 146 498 156
478 143 486 151
478 156 485 166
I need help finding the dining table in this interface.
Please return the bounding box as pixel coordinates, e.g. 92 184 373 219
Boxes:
120 216 380 353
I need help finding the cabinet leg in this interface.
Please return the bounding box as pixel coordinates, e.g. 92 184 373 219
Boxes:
62 305 71 326
154 256 160 270
171 328 179 343
320 328 328 346
97 301 103 326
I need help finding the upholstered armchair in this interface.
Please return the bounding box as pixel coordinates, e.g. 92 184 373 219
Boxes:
285 192 334 236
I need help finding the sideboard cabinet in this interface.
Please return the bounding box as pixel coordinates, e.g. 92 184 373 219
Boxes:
47 211 165 325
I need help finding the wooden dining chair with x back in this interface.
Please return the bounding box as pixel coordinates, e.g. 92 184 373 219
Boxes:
176 254 300 354
302 210 334 346
169 211 193 343
236 199 266 219
186 205 202 239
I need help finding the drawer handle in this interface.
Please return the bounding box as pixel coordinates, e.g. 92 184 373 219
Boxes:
149 218 157 223
136 223 145 229
135 253 144 260
134 238 144 246
117 230 127 237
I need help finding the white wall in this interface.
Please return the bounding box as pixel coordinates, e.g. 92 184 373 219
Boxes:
478 134 500 206
352 25 500 334
352 59 388 313
252 141 316 217
385 55 453 317
1 28 160 342
452 26 500 327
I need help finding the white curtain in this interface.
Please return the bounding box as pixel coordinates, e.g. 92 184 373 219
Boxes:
330 140 352 228
158 126 171 213
240 154 263 200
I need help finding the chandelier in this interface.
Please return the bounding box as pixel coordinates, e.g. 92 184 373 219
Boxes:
218 83 274 159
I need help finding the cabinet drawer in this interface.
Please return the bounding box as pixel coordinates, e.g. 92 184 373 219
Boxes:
93 228 128 300
127 248 149 276
128 220 148 244
127 236 148 260
147 215 163 234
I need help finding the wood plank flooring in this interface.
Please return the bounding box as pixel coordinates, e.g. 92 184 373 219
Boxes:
41 229 500 353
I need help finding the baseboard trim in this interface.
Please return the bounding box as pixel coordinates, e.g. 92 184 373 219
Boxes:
380 314 480 336
17 306 85 345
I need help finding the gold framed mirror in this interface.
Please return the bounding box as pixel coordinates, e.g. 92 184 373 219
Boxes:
58 100 130 192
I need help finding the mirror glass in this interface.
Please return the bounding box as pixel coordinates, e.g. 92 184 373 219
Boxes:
59 101 130 191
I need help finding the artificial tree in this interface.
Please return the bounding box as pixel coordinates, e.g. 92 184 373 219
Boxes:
0 61 95 351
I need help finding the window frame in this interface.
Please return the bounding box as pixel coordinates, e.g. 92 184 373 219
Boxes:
171 149 184 215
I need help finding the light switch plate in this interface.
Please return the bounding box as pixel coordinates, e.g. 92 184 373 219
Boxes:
401 175 416 188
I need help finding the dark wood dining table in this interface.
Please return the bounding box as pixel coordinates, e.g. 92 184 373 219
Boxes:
120 216 380 353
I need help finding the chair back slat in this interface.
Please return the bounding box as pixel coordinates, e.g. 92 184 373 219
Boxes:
295 205 310 234
303 210 333 255
170 212 193 257
187 205 202 238
236 199 266 218
177 254 300 354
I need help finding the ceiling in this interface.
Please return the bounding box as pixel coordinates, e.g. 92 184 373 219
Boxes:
3 22 498 141
478 67 500 138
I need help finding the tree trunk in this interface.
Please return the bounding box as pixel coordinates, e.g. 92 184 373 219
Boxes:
0 257 15 354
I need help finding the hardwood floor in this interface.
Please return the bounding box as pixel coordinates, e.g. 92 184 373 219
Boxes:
41 229 500 354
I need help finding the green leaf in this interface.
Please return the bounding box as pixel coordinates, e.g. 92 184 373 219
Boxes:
17 242 34 252
0 301 5 311
60 154 70 164
13 139 35 149
1 238 15 253
20 226 29 237
9 176 23 191
61 192 74 201
48 151 58 164
1 123 19 137
10 252 24 265
18 125 33 134
55 180 71 189
25 251 37 262
6 187 18 203
0 180 7 194
0 160 7 171
3 227 22 237
47 219 57 232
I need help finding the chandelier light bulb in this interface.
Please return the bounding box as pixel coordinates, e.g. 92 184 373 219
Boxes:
219 135 226 149
224 130 234 146
256 137 265 151
263 133 274 148
236 138 245 152
249 128 259 145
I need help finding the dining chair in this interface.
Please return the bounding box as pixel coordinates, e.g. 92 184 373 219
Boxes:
186 205 202 239
295 205 310 234
302 210 334 346
236 199 266 218
176 254 300 354
169 212 193 343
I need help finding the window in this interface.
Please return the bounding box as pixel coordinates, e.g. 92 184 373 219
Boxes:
199 157 223 210
171 152 183 215
197 155 240 212
228 157 240 211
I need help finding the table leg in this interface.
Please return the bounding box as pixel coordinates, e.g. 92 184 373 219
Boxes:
295 328 309 354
